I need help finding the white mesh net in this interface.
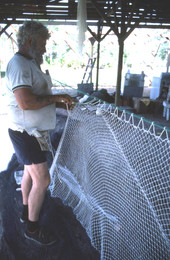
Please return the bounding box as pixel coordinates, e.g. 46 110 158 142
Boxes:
49 102 170 260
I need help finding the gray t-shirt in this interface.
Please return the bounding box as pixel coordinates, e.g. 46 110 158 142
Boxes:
6 53 56 135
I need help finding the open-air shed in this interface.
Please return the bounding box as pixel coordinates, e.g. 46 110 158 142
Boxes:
0 0 170 105
0 2 170 260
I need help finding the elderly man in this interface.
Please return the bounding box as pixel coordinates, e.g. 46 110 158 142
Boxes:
6 21 73 245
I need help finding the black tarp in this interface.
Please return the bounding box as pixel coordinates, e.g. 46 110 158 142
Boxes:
0 112 100 260
0 153 100 260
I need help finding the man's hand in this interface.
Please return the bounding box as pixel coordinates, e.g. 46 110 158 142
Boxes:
56 95 77 110
56 94 74 106
68 101 77 110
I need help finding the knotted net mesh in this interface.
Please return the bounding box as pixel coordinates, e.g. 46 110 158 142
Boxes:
49 103 170 260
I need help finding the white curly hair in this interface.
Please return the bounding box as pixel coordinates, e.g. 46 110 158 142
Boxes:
17 21 50 48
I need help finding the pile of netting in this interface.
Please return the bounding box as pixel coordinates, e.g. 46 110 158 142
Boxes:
49 102 170 260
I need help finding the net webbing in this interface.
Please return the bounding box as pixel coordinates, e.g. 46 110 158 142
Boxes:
49 103 170 260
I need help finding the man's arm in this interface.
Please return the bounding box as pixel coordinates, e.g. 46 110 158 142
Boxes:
14 88 73 110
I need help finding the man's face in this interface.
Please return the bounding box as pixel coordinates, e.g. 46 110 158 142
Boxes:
29 38 47 65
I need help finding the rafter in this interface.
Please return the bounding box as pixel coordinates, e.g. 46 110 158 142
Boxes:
0 0 169 29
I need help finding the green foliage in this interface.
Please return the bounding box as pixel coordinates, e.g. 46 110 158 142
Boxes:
45 55 51 65
123 50 128 64
158 41 169 60
67 60 81 69
59 55 66 67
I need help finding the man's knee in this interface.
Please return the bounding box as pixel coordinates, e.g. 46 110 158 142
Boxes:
32 173 50 191
41 174 50 190
33 171 50 190
27 162 51 189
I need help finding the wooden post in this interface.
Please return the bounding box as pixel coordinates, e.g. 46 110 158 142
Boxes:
96 40 100 90
115 37 124 106
88 25 111 90
89 36 95 83
96 22 102 91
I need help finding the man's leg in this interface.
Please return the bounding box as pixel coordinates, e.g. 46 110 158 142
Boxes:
26 161 50 221
20 166 32 222
24 162 56 245
21 165 32 205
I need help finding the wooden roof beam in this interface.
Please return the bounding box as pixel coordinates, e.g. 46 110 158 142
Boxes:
0 23 11 36
89 0 119 36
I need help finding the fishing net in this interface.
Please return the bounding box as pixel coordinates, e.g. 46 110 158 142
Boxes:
49 102 170 260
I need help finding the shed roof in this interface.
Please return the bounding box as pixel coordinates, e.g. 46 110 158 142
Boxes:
0 0 170 29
